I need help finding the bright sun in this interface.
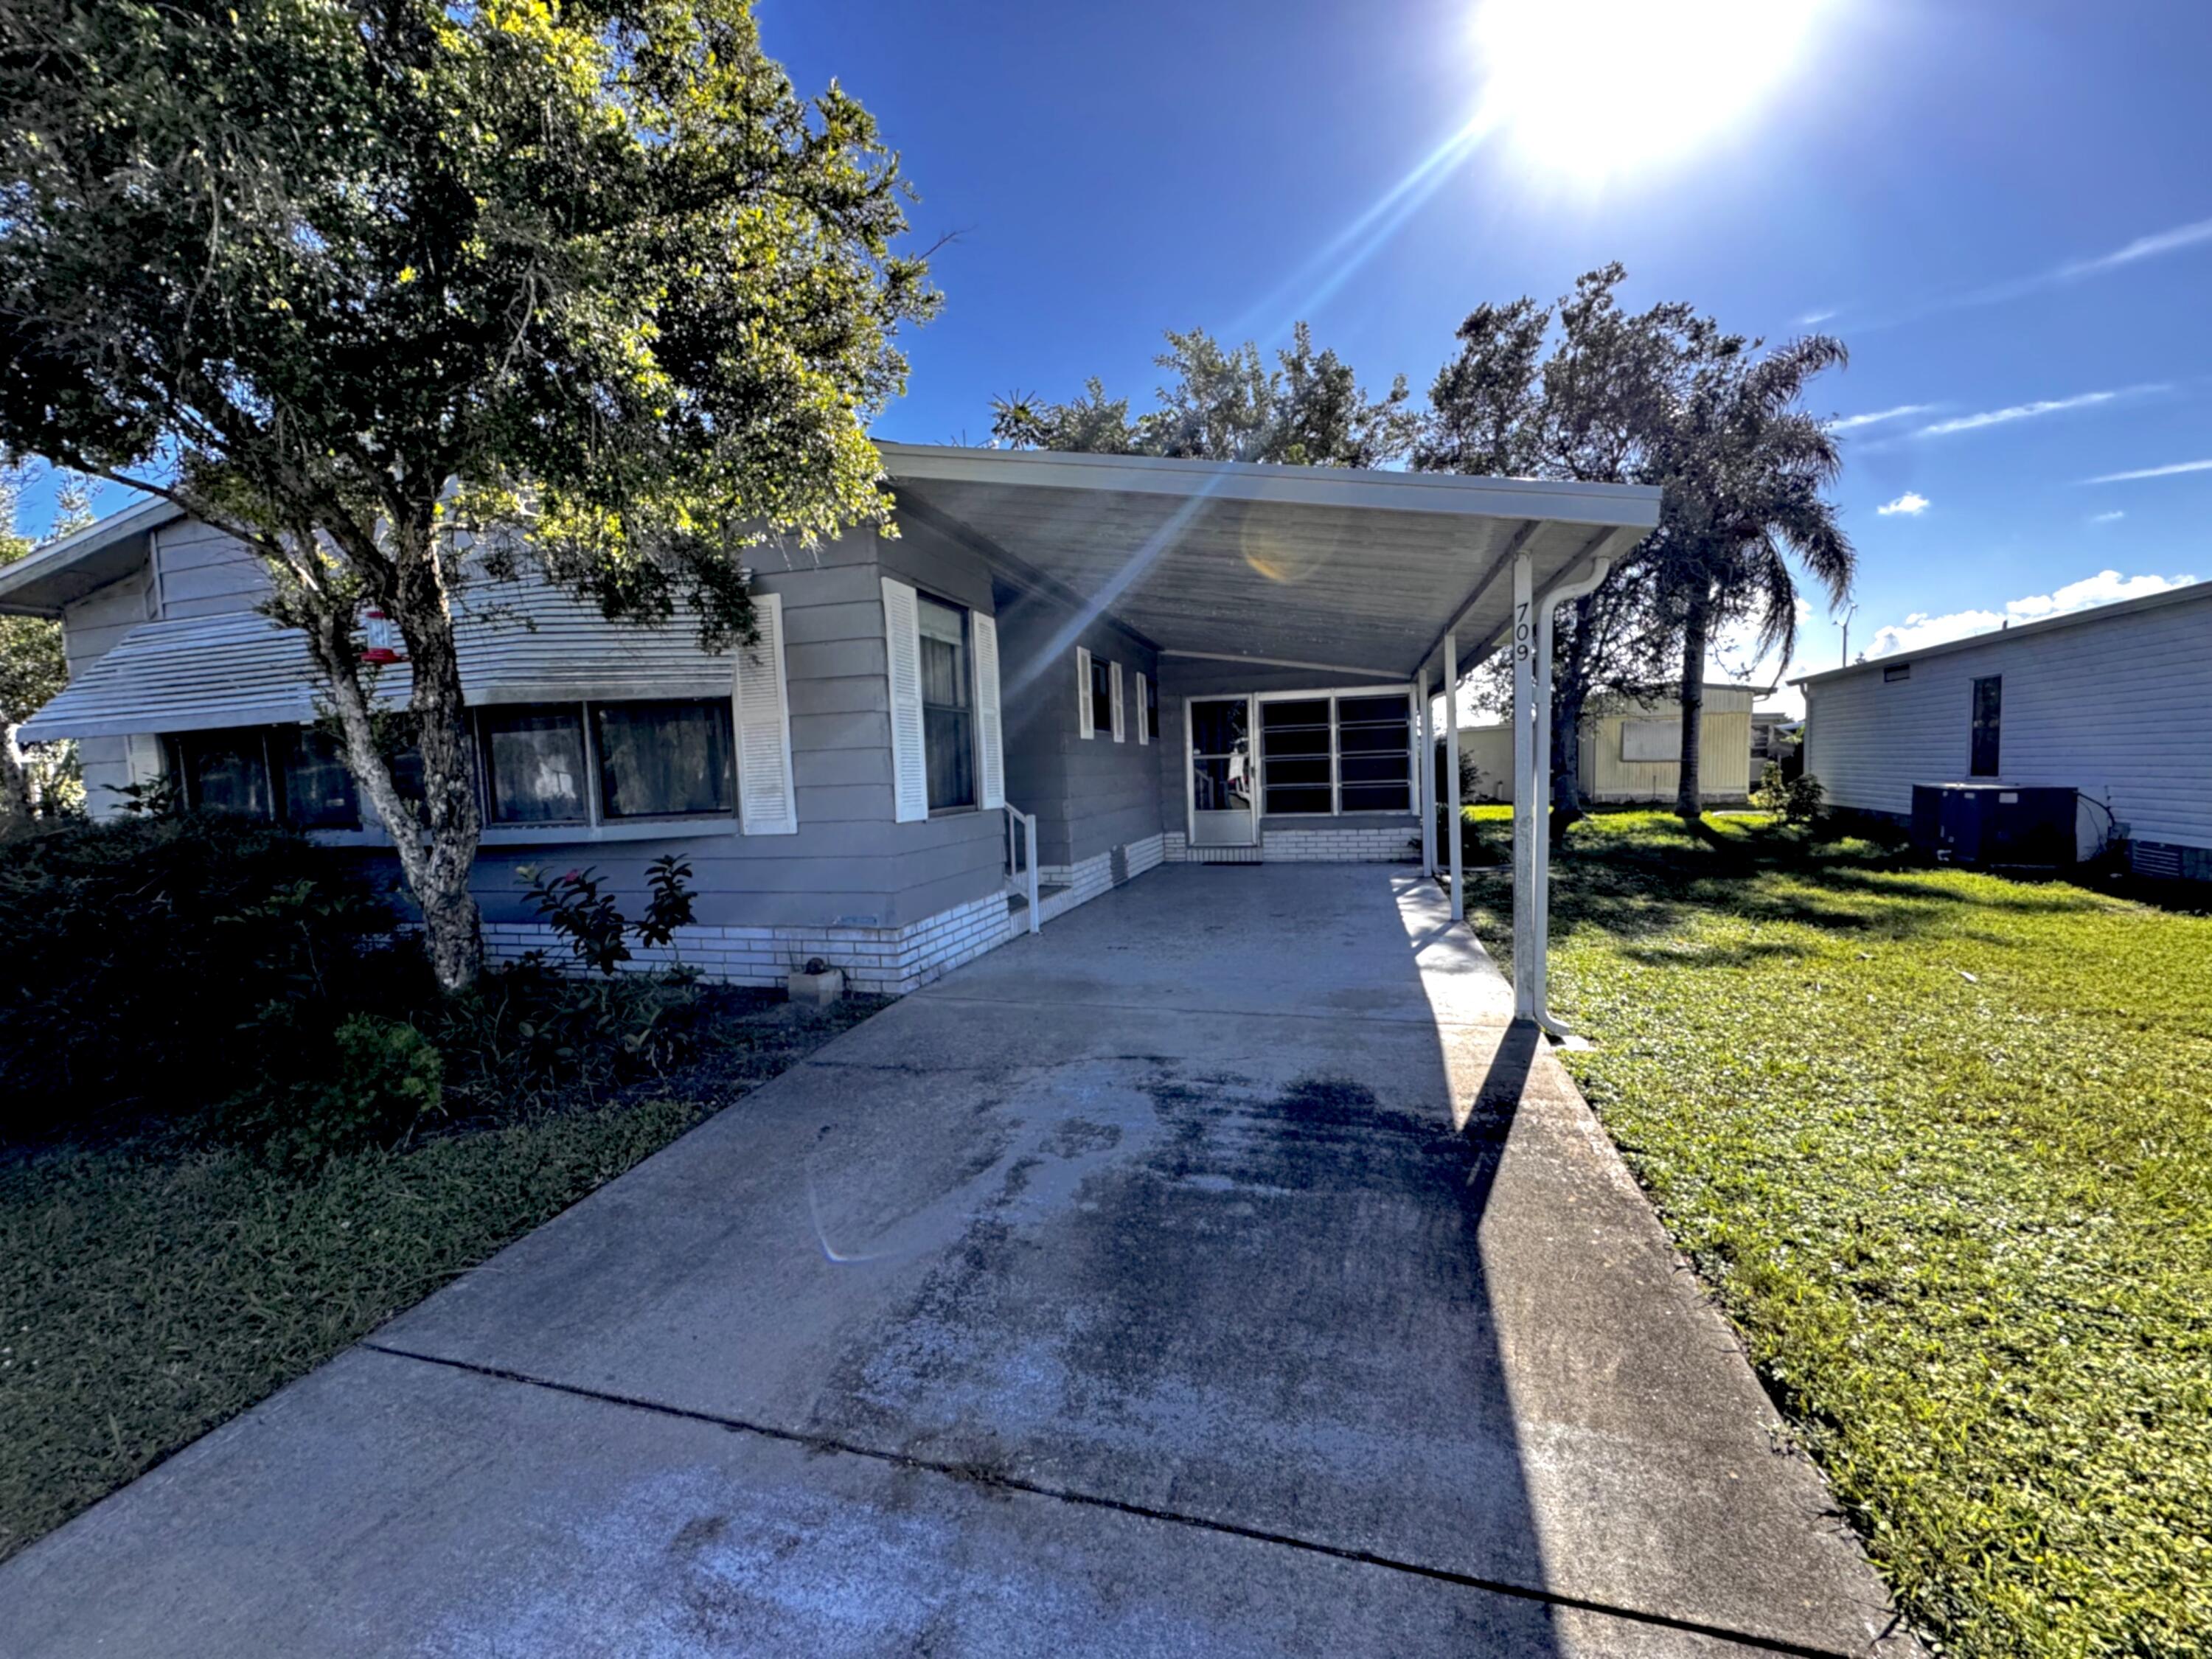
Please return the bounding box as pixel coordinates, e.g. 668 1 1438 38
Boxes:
1473 0 1829 181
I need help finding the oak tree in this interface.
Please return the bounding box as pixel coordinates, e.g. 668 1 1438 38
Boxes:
0 0 936 988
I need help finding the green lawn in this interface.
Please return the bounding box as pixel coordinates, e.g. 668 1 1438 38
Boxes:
1464 810 2211 1659
0 993 879 1562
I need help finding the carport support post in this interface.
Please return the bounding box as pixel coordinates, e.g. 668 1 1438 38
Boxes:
1444 634 1463 918
1417 667 1435 877
1511 553 1540 1021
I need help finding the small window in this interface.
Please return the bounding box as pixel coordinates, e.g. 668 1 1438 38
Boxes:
1089 654 1114 740
481 706 589 824
594 700 734 819
1144 673 1159 744
918 594 975 810
1261 698 1333 815
1970 675 2001 777
280 727 361 829
1337 693 1412 812
171 729 273 818
1884 662 1911 683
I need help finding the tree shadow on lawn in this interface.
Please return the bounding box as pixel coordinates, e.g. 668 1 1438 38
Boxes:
1528 814 2116 960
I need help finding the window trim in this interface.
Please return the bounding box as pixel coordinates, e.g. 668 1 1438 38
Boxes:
1252 684 1418 818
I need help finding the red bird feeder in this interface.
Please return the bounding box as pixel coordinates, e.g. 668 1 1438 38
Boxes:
361 608 404 664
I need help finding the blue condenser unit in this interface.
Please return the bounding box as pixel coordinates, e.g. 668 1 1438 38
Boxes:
1910 784 2079 870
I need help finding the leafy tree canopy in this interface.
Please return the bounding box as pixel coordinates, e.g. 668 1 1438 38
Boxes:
0 0 937 984
992 322 1417 468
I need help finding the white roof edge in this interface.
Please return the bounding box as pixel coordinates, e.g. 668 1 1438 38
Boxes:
878 442 1662 529
1790 577 2212 686
0 492 184 603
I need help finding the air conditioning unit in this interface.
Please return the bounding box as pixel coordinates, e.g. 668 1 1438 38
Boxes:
1910 784 2079 870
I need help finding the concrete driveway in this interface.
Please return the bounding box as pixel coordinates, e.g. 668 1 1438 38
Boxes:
4 866 1915 1658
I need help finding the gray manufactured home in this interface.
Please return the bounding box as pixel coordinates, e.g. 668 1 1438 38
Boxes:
4 445 1658 992
1795 577 2212 880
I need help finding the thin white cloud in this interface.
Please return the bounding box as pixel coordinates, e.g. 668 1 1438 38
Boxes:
1798 307 1840 326
1865 569 2197 658
2090 510 2126 524
1855 213 2212 333
1877 492 1930 517
2084 456 2212 484
1830 403 1934 431
2054 215 2212 280
1913 385 2161 438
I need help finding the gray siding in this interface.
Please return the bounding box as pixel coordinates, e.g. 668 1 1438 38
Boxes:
470 521 1006 932
990 568 1162 869
57 554 156 816
1804 593 2212 849
153 519 271 619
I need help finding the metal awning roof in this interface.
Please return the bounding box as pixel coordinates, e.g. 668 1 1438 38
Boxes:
880 444 1660 681
19 582 740 743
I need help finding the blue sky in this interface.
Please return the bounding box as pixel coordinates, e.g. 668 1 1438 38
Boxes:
21 1 2211 710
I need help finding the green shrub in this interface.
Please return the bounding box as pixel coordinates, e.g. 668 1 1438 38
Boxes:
1751 762 1826 825
423 960 704 1112
226 1014 444 1166
0 813 400 1138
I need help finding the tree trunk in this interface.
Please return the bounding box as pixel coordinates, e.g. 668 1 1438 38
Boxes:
1548 595 1594 846
0 724 32 834
299 530 484 995
1674 598 1709 821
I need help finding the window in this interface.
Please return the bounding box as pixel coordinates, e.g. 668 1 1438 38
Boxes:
1255 689 1416 816
1337 695 1413 812
1884 662 1911 683
1620 718 1680 762
481 706 588 824
1143 672 1158 745
1260 698 1334 815
1970 675 2002 777
279 727 361 829
595 700 734 819
917 594 975 810
1089 653 1114 740
165 726 363 828
172 729 273 818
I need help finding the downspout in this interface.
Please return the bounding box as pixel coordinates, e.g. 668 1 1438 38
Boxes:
1523 554 1613 1035
1512 549 1612 1032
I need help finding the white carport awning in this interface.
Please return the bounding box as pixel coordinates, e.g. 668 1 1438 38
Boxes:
880 443 1659 682
19 582 742 744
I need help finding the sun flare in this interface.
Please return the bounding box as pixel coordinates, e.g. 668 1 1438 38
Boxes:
1473 0 1829 181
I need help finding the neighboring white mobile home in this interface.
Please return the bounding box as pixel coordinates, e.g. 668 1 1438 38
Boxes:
1795 579 2212 880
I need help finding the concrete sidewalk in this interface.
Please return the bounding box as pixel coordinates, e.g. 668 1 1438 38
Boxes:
4 866 1917 1657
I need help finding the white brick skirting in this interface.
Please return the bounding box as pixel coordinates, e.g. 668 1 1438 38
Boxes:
1163 824 1415 863
481 888 1015 997
1038 849 1115 908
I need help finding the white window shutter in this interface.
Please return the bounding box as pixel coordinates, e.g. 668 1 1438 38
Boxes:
1076 646 1094 740
1135 672 1149 745
1110 661 1125 742
883 577 928 823
734 591 799 835
973 611 1005 810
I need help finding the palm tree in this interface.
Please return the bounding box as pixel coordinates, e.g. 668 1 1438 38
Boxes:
1648 335 1854 820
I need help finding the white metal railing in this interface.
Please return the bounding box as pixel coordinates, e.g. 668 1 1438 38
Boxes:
1004 804 1040 934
